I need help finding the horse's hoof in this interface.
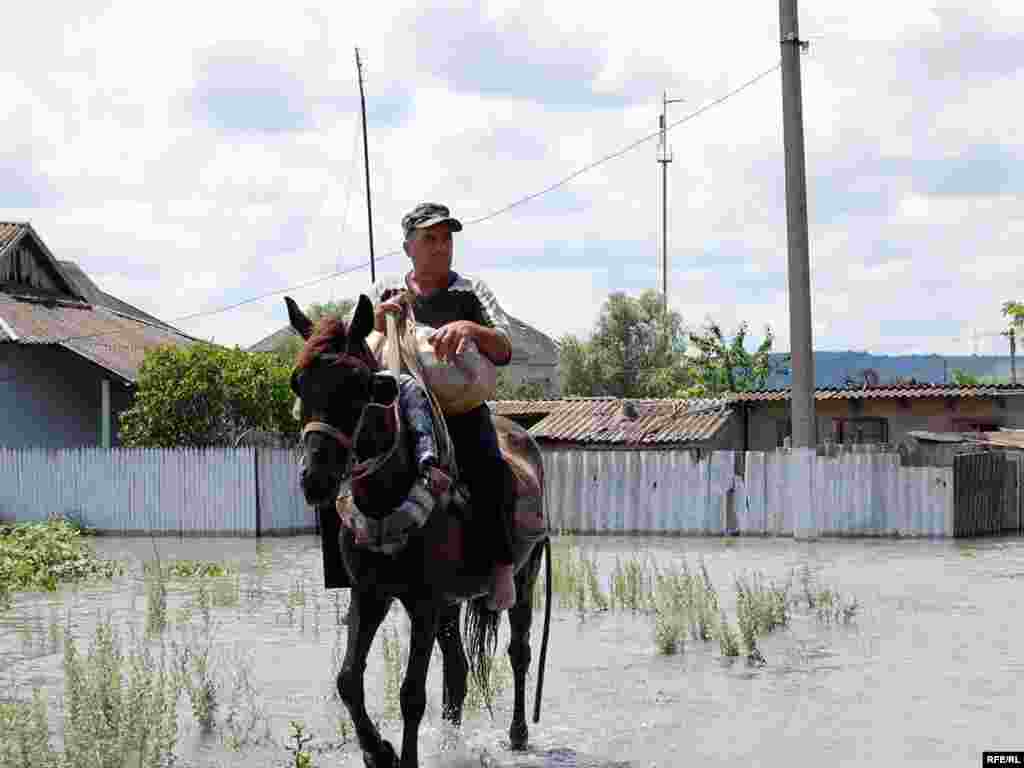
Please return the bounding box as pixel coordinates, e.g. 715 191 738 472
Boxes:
508 722 529 751
364 739 399 768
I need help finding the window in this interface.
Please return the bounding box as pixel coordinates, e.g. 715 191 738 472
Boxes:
831 417 889 445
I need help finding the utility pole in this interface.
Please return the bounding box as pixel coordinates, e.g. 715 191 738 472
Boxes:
355 48 376 284
779 0 816 448
657 92 684 317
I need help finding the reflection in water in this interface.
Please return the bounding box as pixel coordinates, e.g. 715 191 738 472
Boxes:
1 534 1023 767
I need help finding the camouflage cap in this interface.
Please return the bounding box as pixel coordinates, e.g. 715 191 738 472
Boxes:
401 203 463 239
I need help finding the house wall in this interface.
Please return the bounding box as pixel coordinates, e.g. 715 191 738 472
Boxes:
745 395 1024 450
0 345 133 449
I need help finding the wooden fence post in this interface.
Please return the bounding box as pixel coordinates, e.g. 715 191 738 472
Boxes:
254 446 262 538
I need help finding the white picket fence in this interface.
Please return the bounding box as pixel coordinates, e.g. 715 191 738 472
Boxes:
0 445 957 538
0 447 313 535
542 448 955 538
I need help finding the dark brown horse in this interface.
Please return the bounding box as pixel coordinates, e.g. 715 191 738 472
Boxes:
286 295 552 768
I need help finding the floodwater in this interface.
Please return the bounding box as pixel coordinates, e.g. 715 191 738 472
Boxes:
2 533 1024 767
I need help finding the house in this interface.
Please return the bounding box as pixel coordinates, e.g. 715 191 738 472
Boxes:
492 396 737 452
249 308 562 396
491 382 1024 453
0 222 202 449
733 383 1024 451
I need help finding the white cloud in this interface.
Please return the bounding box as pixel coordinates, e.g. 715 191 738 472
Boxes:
2 0 1023 372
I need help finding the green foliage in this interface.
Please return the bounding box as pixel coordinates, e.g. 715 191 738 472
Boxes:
686 321 785 395
119 342 297 448
1002 300 1024 328
0 519 122 608
949 368 1005 386
560 290 694 398
494 371 549 400
557 290 782 399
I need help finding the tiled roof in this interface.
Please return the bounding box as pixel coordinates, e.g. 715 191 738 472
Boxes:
526 397 733 445
0 294 200 383
728 383 1024 401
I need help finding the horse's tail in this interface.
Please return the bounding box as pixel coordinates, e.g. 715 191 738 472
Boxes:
463 594 501 717
533 534 552 724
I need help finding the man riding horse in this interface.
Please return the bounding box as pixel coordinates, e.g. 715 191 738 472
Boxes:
368 202 518 612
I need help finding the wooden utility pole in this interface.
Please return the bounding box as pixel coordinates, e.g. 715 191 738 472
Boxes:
355 48 376 284
779 0 816 447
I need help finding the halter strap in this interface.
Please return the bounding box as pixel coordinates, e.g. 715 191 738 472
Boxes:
301 420 352 449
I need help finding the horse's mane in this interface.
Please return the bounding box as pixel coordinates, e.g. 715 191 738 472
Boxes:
295 315 379 372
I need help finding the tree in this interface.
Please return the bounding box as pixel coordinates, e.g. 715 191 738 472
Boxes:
1002 301 1024 384
559 290 695 398
950 368 1004 386
686 321 785 396
119 343 298 448
494 371 548 400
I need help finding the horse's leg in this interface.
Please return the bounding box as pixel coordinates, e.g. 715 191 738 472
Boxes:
507 546 544 751
397 595 441 768
338 589 398 768
436 602 468 728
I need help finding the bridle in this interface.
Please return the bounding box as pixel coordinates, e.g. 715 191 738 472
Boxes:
301 419 352 451
297 342 390 481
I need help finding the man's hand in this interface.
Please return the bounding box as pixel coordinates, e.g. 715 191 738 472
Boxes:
373 300 403 333
428 320 478 362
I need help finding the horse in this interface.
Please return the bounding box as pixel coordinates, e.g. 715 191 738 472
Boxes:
285 294 552 768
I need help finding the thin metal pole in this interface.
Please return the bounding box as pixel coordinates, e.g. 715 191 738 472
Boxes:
661 120 668 316
779 0 816 447
356 48 376 284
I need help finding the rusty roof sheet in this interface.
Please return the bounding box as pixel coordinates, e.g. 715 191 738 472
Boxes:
0 294 200 383
527 397 733 445
0 222 26 255
729 383 1024 401
975 430 1024 450
488 399 567 417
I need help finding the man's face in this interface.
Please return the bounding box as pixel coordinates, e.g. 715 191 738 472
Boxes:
405 222 454 276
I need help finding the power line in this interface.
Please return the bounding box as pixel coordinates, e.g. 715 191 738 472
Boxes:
29 62 782 348
461 62 781 228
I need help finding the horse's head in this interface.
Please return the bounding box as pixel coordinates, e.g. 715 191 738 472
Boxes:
287 294 399 507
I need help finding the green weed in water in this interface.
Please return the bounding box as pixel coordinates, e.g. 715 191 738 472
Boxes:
0 518 122 608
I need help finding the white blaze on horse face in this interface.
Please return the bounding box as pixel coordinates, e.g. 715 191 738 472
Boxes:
292 397 302 422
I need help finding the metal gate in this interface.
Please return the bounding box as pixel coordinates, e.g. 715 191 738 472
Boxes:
953 452 1006 537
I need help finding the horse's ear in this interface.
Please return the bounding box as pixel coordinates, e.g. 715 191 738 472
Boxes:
349 294 375 343
285 296 313 340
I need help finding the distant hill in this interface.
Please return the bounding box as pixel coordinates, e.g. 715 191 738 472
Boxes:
764 351 1016 388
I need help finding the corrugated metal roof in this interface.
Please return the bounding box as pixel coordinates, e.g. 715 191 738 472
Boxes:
0 222 26 255
527 397 733 445
489 398 566 417
0 294 200 383
729 383 1024 401
976 430 1024 450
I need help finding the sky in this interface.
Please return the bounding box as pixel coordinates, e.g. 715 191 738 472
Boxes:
2 0 1023 356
